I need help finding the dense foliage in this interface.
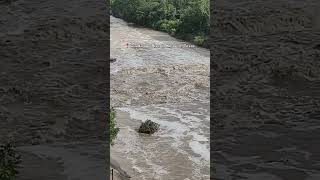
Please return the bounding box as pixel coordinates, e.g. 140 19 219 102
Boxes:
111 0 209 47
0 142 22 180
138 120 160 134
110 108 119 144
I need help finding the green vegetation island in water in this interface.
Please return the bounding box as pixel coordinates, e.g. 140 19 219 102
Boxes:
110 0 209 48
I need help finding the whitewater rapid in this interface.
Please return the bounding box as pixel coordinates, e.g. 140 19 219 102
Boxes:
110 16 210 180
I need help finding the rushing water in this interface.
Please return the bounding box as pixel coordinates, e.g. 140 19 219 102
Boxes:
110 16 210 180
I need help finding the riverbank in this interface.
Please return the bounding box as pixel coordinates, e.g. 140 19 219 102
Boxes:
110 0 209 48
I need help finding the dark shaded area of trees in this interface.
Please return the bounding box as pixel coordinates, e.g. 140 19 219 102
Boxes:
111 0 209 47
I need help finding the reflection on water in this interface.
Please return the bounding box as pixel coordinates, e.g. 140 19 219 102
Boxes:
110 16 210 180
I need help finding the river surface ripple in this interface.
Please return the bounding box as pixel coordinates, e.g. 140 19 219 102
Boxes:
110 16 210 180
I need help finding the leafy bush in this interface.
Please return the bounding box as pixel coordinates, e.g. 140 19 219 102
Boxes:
158 19 180 35
0 141 22 180
138 120 160 134
111 0 209 47
176 1 209 35
110 108 119 144
193 34 208 47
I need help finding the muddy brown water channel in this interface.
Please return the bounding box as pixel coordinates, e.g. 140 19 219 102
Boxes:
110 16 210 180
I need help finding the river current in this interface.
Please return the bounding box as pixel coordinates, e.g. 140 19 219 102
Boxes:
110 16 210 180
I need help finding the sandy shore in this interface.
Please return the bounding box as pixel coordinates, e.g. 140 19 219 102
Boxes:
212 0 320 179
1 0 109 179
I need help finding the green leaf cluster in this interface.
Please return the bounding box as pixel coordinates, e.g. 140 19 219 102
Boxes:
111 0 209 47
110 107 119 144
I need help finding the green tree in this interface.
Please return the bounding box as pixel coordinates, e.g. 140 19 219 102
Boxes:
111 0 209 47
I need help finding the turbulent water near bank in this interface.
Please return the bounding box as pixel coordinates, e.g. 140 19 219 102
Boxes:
110 16 210 179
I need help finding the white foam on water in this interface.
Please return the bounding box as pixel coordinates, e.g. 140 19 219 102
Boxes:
132 165 143 173
110 15 209 179
118 106 190 139
110 16 209 73
113 120 169 180
189 141 210 162
189 131 209 142
117 103 210 177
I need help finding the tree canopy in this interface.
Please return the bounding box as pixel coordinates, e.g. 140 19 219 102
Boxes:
111 0 209 47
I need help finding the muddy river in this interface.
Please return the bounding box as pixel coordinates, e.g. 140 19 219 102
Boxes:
110 16 210 180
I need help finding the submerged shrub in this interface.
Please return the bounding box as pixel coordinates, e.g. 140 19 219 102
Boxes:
0 141 22 180
138 120 160 134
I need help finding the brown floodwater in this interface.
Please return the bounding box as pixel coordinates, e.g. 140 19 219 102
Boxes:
110 16 210 180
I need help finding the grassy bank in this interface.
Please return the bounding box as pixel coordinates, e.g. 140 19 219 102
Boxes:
110 0 209 48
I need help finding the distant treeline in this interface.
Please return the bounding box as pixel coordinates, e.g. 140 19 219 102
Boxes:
111 0 209 47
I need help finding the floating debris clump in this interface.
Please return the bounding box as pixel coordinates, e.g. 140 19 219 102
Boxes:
138 120 160 134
